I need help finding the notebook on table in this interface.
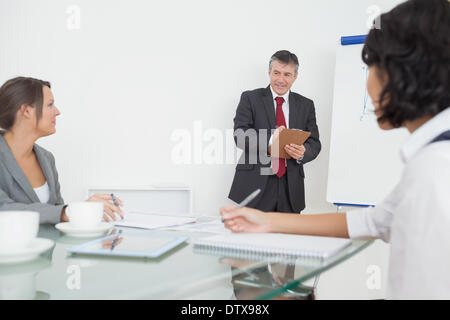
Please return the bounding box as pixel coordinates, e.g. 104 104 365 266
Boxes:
193 233 352 260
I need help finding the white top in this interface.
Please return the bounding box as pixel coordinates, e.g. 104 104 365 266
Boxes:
33 181 50 204
346 107 450 299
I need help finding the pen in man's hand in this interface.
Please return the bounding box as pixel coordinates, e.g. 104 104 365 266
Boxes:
111 193 124 220
221 189 261 223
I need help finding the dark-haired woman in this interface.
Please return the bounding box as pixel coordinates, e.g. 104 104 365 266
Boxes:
220 0 450 299
0 77 123 224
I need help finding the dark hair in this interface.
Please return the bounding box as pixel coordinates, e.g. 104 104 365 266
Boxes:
362 0 450 128
0 77 51 131
269 50 299 74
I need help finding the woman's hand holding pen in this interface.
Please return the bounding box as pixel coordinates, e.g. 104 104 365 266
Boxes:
87 193 124 222
220 206 275 233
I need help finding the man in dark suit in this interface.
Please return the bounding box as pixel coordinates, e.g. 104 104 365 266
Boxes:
228 50 321 213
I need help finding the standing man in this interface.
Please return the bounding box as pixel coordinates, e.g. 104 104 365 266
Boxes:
228 50 321 213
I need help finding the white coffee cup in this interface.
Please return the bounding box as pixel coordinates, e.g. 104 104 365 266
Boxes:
0 211 39 254
66 202 103 229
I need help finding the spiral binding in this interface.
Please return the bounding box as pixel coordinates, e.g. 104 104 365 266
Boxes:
193 243 325 267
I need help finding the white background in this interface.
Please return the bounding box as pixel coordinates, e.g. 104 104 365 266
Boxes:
0 0 404 299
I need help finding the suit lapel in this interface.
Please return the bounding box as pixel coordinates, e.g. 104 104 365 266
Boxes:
288 91 300 129
262 86 276 129
0 135 40 202
34 146 56 204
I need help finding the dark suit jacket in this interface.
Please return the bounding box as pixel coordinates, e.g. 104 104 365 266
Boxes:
0 132 65 224
228 86 321 212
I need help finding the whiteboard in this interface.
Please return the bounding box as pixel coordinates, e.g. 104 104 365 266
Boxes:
327 44 409 206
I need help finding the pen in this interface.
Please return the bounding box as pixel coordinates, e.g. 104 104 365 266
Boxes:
110 230 122 251
221 188 261 223
111 193 124 220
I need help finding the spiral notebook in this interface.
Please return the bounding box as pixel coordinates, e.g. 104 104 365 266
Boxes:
194 233 352 259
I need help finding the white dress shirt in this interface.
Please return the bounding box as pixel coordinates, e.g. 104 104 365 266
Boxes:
33 181 50 204
270 85 290 128
346 107 450 299
268 86 294 170
268 86 305 166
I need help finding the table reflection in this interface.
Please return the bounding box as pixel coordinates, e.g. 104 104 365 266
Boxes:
0 257 51 300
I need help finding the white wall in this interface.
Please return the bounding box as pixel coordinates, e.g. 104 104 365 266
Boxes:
0 0 404 299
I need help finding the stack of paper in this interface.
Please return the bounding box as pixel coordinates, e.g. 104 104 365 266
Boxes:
114 212 196 230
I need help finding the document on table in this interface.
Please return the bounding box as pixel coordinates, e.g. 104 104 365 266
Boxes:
114 212 196 230
163 219 231 234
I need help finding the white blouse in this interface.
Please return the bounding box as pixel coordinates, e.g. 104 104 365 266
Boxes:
346 107 450 299
33 181 50 204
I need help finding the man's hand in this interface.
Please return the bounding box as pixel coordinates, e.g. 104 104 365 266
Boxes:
268 125 286 157
273 125 286 140
284 144 306 160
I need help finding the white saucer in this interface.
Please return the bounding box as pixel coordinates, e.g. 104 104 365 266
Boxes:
55 222 114 238
0 238 54 265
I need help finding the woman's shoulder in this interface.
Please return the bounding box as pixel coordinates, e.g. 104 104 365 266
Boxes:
404 142 450 182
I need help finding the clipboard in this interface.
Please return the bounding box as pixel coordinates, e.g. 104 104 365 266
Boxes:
271 129 311 159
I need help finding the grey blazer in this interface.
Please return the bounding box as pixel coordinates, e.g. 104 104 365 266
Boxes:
0 133 65 224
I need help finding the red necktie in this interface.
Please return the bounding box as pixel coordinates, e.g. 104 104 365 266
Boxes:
274 96 286 178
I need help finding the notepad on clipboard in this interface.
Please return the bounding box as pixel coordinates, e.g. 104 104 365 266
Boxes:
194 233 352 259
270 129 311 159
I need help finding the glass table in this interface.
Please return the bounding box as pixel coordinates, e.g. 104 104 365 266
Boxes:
0 222 372 300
